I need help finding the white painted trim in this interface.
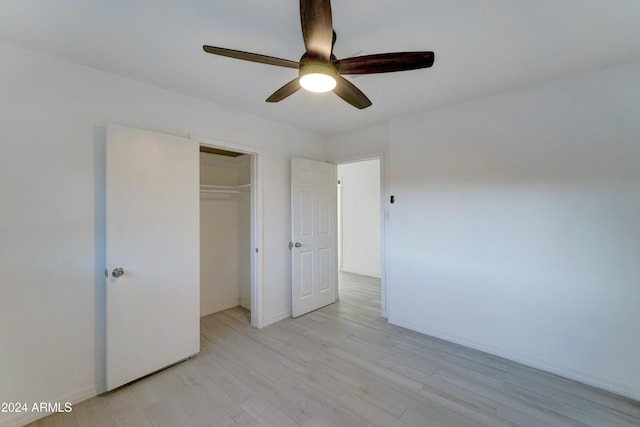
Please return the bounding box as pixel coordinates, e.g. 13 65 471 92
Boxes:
332 153 387 316
0 384 104 427
263 310 292 328
201 298 241 318
337 176 343 271
200 184 252 194
190 134 264 329
388 316 640 402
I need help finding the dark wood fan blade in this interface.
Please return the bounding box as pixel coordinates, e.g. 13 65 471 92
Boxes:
300 0 333 61
333 76 372 109
336 52 434 75
203 46 299 69
266 78 302 103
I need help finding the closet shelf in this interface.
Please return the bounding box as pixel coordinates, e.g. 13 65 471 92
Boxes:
200 184 250 194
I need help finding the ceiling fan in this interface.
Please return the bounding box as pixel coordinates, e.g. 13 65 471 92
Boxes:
202 0 434 109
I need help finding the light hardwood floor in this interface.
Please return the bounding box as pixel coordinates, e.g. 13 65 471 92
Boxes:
28 273 639 427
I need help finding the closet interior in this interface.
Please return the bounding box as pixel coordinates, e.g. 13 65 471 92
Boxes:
199 146 251 317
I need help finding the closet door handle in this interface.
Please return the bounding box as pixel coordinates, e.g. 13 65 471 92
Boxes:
112 267 125 278
288 242 302 250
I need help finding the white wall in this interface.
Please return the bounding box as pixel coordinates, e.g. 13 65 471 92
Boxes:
324 123 388 162
0 42 323 427
385 61 640 400
338 160 381 277
199 151 244 185
201 193 241 314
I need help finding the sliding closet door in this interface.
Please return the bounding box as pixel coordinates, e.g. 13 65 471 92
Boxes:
105 124 200 391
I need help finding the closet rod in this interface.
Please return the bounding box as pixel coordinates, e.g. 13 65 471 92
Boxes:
200 189 245 194
200 184 250 194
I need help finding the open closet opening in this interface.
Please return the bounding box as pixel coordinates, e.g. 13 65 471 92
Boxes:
199 145 252 321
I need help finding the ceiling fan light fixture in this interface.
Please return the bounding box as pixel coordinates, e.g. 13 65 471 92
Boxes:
299 61 338 93
203 1 434 109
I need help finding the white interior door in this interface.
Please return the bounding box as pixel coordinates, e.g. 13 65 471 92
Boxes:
291 157 337 317
106 124 200 391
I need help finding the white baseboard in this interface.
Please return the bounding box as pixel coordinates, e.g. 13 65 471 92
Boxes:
200 299 240 317
262 309 291 328
339 269 381 279
0 383 105 427
239 297 250 310
388 316 640 402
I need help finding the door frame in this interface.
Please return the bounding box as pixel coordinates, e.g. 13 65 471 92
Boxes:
333 153 387 317
192 134 264 328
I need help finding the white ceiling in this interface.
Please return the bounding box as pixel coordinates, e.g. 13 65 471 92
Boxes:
1 1 639 136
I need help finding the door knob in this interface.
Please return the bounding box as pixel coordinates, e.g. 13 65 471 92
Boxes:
288 242 302 250
112 267 125 278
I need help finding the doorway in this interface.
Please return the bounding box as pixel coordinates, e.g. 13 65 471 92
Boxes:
336 156 385 315
196 137 263 328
